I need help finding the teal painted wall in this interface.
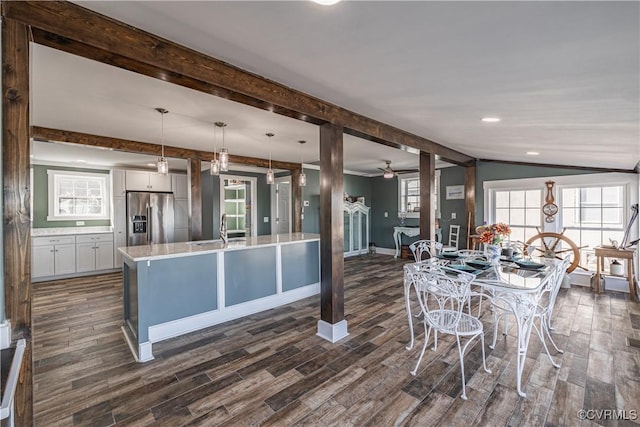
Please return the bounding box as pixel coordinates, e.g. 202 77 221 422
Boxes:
300 169 374 234
440 166 467 247
201 170 272 239
475 161 603 225
32 165 111 228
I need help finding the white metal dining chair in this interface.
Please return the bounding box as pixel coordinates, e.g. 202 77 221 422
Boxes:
490 257 571 368
409 269 491 400
409 240 443 262
530 256 571 367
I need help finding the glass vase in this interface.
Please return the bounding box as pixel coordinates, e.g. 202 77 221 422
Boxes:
486 244 501 265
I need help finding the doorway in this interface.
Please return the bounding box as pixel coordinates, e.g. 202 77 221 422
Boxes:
271 176 291 234
219 175 258 237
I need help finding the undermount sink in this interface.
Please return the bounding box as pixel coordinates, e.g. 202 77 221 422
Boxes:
187 238 246 246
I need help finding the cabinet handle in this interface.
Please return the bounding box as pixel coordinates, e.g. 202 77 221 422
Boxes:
50 250 54 253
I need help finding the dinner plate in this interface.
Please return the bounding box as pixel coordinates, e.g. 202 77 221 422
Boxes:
449 264 478 274
514 260 545 270
465 260 491 270
439 252 460 260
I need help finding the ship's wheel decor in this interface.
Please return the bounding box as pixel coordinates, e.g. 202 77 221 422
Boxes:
525 227 588 273
542 181 558 223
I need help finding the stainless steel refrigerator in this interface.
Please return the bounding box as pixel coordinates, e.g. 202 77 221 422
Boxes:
127 191 175 246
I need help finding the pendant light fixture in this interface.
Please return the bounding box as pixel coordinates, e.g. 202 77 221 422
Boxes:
298 140 307 187
155 108 169 175
216 122 229 171
210 121 220 176
266 132 275 184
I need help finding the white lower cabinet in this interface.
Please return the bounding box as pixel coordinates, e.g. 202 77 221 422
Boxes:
32 235 77 279
33 232 115 280
76 233 114 272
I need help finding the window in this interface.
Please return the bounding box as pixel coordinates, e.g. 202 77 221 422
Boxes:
493 189 542 243
561 185 626 269
398 171 440 219
47 170 110 221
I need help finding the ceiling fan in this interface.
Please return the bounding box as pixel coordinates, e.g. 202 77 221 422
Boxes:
378 160 416 179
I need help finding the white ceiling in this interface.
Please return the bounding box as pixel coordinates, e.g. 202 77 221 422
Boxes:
34 1 639 172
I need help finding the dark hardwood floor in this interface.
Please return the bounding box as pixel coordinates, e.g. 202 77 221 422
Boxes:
32 255 640 426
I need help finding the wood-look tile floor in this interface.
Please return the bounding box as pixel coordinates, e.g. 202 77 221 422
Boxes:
33 255 640 426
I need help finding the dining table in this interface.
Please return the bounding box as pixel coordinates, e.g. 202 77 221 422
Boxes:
403 254 558 397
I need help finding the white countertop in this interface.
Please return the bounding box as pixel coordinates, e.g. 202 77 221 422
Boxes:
118 233 320 262
32 226 113 237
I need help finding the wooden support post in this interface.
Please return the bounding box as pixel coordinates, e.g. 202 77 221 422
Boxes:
419 152 435 241
465 163 477 249
2 18 33 426
291 168 303 233
187 158 202 241
317 123 347 342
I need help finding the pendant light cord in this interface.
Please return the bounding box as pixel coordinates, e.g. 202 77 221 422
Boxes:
161 112 165 158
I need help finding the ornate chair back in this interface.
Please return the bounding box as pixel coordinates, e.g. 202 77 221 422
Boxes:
409 240 443 262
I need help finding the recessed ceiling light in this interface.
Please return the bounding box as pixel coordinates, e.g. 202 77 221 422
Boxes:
312 0 341 5
481 117 501 123
75 159 87 163
147 163 156 167
526 151 540 156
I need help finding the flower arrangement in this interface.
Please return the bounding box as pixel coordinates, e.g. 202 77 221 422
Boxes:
478 222 511 245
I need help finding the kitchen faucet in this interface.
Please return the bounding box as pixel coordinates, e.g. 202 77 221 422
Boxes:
219 213 227 244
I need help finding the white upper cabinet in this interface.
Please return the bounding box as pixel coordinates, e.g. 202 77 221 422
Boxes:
112 169 126 196
125 170 172 192
171 174 188 199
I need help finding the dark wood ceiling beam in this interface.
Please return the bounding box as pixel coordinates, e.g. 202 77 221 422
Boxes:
31 126 301 171
6 1 474 165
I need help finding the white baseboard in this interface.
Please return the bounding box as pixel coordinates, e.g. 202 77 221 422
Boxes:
375 247 395 256
0 320 11 350
121 326 154 363
317 319 349 343
148 282 320 344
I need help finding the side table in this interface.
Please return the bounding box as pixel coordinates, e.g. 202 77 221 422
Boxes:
594 246 638 301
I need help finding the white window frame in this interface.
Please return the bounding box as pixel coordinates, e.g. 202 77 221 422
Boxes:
489 187 544 244
47 170 110 221
397 171 441 219
484 172 638 272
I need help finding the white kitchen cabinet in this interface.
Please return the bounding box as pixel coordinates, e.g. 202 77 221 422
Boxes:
173 174 189 242
174 228 189 243
112 169 126 197
76 233 114 272
171 173 188 199
32 235 77 279
175 199 189 229
113 197 126 267
125 170 171 192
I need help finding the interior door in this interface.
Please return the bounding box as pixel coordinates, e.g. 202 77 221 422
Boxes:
275 178 291 234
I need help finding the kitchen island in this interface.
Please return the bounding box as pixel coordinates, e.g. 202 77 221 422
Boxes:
119 233 320 362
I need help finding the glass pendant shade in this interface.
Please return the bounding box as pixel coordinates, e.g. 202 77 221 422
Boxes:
156 107 169 175
210 159 220 175
219 148 229 172
216 122 229 172
298 140 307 187
266 132 275 185
383 170 394 179
157 157 168 175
